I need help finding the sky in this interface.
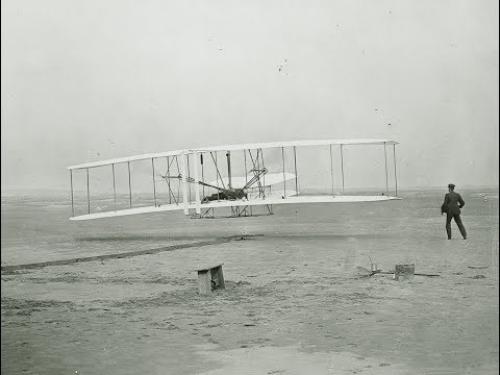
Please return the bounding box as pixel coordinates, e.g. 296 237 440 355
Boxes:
1 0 498 193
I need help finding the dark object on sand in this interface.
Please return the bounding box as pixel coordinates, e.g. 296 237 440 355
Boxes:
197 263 225 295
471 275 486 279
394 264 415 280
359 266 439 278
374 271 440 278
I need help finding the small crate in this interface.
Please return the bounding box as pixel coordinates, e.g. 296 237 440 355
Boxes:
197 263 225 295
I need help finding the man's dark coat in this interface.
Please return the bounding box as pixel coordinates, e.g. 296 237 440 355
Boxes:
441 191 465 214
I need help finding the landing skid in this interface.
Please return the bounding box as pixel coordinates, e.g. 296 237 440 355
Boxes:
191 204 273 219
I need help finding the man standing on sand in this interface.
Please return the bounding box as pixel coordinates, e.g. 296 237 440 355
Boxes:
441 184 467 240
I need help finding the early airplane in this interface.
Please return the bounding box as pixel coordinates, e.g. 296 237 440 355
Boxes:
67 139 400 220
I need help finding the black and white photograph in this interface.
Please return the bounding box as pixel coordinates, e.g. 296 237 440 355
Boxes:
1 1 498 374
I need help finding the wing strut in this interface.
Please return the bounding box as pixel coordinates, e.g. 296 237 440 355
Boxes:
151 158 157 207
210 152 226 190
247 149 265 198
340 145 345 194
226 151 232 189
293 146 299 196
127 161 132 207
175 156 182 203
244 150 252 216
200 153 205 197
281 147 286 198
165 156 176 205
383 142 389 195
260 148 266 191
329 144 334 196
393 144 398 196
112 164 117 209
180 153 189 214
243 150 248 185
86 168 91 214
187 154 191 202
70 170 74 216
192 152 201 214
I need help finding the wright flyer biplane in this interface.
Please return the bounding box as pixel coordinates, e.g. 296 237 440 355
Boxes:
67 139 401 221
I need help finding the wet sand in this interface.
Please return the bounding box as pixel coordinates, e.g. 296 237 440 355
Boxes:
1 190 499 374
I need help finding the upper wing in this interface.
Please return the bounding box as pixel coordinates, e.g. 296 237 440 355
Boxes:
190 138 398 153
68 139 398 171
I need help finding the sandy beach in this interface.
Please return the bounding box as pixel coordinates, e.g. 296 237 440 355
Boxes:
3 0 498 372
1 189 498 374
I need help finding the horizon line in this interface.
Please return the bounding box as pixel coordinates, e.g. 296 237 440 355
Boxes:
1 184 498 197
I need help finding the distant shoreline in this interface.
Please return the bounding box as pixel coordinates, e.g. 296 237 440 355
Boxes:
1 187 499 204
2 185 499 198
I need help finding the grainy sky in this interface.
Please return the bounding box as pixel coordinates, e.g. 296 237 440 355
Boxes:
1 0 498 192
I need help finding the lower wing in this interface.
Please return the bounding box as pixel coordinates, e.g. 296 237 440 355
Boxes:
70 194 400 221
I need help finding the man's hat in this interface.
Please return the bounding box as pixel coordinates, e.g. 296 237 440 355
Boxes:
448 183 455 189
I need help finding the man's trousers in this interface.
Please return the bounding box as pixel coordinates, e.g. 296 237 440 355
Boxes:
446 212 467 239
